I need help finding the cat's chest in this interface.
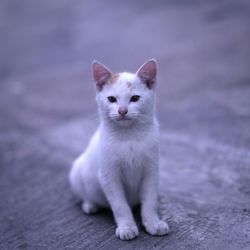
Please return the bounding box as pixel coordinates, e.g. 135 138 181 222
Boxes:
119 144 145 183
122 144 142 165
112 139 154 167
120 162 144 206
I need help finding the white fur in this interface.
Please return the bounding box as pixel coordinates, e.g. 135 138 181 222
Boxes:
69 60 169 240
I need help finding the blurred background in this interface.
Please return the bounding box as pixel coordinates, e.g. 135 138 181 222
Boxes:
0 0 250 249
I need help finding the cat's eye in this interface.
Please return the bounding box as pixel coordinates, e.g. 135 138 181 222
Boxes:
130 95 140 102
107 96 117 103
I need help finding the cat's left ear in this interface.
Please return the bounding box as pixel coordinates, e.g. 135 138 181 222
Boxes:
92 60 112 91
136 59 157 89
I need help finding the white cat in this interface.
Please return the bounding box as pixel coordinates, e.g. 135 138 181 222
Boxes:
69 59 169 240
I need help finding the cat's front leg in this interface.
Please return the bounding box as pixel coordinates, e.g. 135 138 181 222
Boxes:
100 167 139 240
140 167 169 236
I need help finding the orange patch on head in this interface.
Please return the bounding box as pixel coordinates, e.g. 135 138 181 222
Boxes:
109 74 120 84
126 82 132 88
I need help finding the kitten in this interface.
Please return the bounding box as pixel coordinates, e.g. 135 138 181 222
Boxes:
69 59 169 240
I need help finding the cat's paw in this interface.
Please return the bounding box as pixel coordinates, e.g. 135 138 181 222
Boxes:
144 220 169 236
81 202 99 214
115 224 139 240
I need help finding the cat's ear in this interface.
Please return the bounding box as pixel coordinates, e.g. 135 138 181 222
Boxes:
136 59 157 89
92 60 112 91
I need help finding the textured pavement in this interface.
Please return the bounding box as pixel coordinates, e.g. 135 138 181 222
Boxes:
0 1 250 249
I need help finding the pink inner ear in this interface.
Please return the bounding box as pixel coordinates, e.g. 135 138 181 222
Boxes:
92 62 112 91
137 60 157 89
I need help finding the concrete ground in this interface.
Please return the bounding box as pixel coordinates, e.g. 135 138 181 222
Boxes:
0 0 250 249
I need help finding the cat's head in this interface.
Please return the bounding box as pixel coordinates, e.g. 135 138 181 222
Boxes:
92 59 157 127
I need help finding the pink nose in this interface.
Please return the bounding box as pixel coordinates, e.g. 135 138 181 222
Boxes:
118 107 128 117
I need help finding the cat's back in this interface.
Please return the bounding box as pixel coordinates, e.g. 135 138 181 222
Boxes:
73 128 101 170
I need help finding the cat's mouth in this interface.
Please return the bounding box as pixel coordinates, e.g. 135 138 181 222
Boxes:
111 115 134 126
116 116 131 121
115 118 133 127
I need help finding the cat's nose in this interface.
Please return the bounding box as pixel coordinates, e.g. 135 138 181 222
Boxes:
118 107 128 117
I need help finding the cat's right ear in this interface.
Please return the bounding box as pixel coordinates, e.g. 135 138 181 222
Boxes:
92 61 112 91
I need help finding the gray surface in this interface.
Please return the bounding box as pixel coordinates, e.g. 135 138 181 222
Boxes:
0 0 250 249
